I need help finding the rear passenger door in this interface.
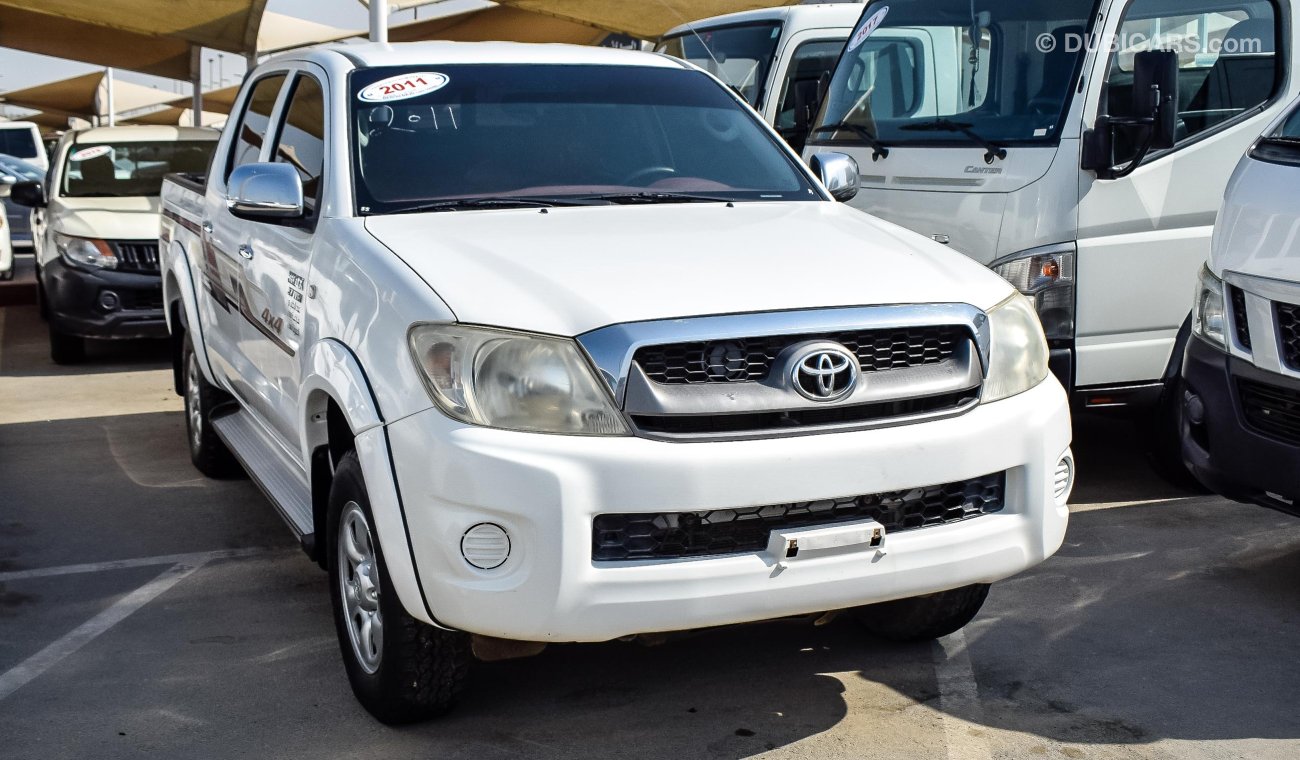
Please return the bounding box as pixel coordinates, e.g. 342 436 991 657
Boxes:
237 64 329 455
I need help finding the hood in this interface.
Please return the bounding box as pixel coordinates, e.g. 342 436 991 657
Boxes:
50 196 162 241
364 201 1013 337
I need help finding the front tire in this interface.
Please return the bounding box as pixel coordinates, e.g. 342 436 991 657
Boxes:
328 452 471 724
854 584 991 642
182 334 239 478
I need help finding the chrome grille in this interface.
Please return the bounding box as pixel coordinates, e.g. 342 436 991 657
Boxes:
113 241 160 273
635 326 964 385
1279 302 1299 370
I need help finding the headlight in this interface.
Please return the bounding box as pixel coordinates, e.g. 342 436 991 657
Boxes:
983 294 1050 403
408 324 629 436
1191 264 1226 349
991 245 1075 342
55 233 117 270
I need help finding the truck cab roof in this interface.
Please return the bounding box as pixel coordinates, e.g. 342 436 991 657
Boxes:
662 1 866 38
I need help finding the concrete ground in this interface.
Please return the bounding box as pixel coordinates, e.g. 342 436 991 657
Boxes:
1 297 1298 760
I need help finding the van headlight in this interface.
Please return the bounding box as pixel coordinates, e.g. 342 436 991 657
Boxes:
1191 265 1226 350
991 244 1075 342
983 294 1051 403
55 232 117 269
408 324 629 436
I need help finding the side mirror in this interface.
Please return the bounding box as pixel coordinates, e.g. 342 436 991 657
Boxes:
809 152 860 202
1082 50 1179 180
227 162 304 221
9 180 45 208
1132 50 1179 150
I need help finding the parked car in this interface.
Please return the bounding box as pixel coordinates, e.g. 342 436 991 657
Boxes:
807 0 1300 480
0 121 48 172
10 126 219 363
1181 97 1300 512
160 41 1074 724
0 153 45 249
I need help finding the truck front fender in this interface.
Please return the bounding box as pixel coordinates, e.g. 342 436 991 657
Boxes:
163 237 218 387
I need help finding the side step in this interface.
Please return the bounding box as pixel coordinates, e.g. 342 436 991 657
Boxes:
211 408 315 541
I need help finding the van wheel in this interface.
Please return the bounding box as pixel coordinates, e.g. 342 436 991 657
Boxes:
48 326 84 365
1141 377 1209 492
854 584 991 642
328 452 471 724
35 267 49 321
182 334 239 478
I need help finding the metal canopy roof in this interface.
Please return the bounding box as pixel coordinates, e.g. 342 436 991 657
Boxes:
385 5 608 46
493 0 800 39
0 0 268 53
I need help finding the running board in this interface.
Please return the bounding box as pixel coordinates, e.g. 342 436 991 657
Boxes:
211 408 314 541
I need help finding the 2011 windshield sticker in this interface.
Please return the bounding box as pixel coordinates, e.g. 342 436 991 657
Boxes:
70 145 113 162
847 6 889 52
358 72 449 103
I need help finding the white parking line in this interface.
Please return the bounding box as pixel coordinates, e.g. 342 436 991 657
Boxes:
933 631 994 760
0 561 205 701
0 547 271 583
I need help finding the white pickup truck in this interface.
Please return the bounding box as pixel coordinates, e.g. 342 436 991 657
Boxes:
160 41 1073 723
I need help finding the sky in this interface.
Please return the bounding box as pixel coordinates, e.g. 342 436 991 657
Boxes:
0 0 488 119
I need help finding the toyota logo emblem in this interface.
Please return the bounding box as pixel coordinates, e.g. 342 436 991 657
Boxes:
792 347 858 402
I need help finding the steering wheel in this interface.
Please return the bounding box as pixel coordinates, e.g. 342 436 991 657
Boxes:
621 166 677 187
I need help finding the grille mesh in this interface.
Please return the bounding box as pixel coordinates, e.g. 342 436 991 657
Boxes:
114 241 160 273
592 472 1005 562
1278 302 1299 369
1230 286 1252 350
1239 378 1300 446
634 326 964 385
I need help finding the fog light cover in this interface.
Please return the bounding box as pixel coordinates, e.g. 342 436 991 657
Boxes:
1054 456 1075 501
98 290 121 311
461 523 511 570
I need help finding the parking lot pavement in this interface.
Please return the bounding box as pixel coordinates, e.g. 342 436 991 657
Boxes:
1 302 1298 760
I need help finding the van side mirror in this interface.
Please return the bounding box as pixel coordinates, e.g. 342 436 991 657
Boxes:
1082 50 1180 180
1082 51 1179 179
809 152 860 202
9 180 45 208
227 162 304 221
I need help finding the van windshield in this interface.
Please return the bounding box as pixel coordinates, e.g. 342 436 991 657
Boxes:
62 141 216 198
657 22 783 108
0 128 38 161
811 0 1101 150
350 64 819 214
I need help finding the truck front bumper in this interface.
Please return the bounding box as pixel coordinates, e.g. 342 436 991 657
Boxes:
1181 336 1300 514
43 259 167 340
387 377 1073 642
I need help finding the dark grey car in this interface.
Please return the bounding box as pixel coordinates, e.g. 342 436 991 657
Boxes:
0 154 42 248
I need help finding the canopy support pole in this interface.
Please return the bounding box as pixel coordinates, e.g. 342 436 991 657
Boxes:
105 68 115 127
190 46 203 127
370 0 388 43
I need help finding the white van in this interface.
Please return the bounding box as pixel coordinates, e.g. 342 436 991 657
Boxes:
0 121 49 172
806 0 1300 475
658 3 865 152
1180 97 1300 511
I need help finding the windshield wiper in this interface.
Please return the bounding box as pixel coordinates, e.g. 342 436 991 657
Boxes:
576 191 733 205
900 119 1008 163
388 196 600 214
810 123 890 161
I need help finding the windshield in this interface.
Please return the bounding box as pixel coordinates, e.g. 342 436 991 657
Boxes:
0 154 43 181
657 22 783 109
811 0 1101 149
350 64 818 214
0 128 39 160
61 141 216 198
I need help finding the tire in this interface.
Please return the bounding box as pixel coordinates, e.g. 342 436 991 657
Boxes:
35 266 49 321
48 325 84 365
854 584 991 643
1140 377 1209 492
327 452 471 724
182 334 240 478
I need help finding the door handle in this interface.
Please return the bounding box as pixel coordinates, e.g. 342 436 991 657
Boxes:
202 220 213 235
237 244 255 261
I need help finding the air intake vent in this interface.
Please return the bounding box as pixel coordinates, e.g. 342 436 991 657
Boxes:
1054 458 1074 501
1229 286 1251 350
